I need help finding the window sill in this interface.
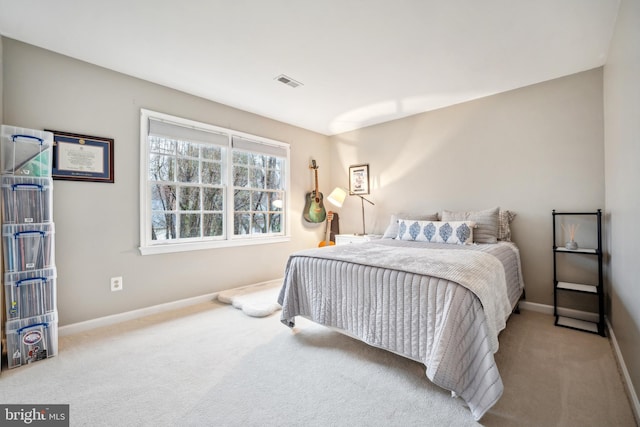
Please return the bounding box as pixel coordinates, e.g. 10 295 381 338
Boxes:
139 235 291 255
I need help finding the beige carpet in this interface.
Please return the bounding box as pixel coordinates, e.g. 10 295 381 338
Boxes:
0 300 636 426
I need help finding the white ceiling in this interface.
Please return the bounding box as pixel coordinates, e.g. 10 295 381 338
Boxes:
0 1 620 136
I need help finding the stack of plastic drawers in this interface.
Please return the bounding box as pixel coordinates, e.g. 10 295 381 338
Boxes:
1 125 58 369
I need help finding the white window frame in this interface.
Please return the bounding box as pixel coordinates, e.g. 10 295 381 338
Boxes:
139 109 290 255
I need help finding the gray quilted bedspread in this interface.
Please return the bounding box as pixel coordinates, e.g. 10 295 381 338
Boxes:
277 240 525 420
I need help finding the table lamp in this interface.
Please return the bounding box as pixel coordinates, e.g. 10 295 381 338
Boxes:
327 187 375 235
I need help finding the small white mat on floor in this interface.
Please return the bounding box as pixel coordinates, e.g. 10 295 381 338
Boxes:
217 280 283 318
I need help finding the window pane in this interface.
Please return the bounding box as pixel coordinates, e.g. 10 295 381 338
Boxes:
234 213 251 235
249 167 265 188
252 191 268 211
266 169 282 190
180 213 200 238
202 161 221 185
270 192 283 211
234 189 251 211
149 137 175 154
179 186 201 211
149 154 174 181
151 213 176 241
177 158 199 183
203 213 223 237
203 187 224 211
233 151 249 165
233 166 248 187
202 145 222 161
252 213 266 234
270 213 282 233
177 141 199 157
151 184 176 210
251 153 266 167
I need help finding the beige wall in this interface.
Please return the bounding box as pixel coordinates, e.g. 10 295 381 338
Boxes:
0 36 3 122
604 0 640 408
329 69 605 308
1 38 330 325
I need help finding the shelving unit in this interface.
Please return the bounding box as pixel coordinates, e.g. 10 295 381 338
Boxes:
1 125 58 370
552 209 604 336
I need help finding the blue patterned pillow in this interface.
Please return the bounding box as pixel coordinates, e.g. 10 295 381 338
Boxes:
382 213 439 239
397 220 475 245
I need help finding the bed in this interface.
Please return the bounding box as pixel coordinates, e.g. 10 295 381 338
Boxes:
277 210 525 420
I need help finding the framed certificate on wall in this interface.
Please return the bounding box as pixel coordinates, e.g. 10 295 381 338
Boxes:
47 130 114 183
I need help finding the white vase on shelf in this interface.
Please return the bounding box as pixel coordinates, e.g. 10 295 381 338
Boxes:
565 240 578 250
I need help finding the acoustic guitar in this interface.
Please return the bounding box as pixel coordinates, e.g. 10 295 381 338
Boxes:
303 160 327 223
318 211 335 247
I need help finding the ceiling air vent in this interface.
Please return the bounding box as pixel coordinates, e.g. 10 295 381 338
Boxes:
275 74 303 88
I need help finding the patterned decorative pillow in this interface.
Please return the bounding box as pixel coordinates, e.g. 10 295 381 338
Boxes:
382 213 438 239
440 207 499 244
498 210 516 241
397 219 475 245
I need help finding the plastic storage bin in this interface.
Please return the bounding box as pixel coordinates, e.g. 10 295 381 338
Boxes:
5 312 58 369
1 176 53 224
2 223 55 272
4 267 57 320
1 125 53 177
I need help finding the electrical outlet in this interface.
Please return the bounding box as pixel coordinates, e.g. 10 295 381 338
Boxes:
110 276 123 292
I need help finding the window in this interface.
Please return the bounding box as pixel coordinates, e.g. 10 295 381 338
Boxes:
139 109 290 255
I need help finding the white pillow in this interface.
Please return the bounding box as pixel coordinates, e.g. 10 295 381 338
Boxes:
397 219 475 245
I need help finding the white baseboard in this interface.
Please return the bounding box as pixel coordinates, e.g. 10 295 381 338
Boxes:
606 317 640 424
58 278 283 337
519 301 639 423
58 292 217 336
518 300 553 314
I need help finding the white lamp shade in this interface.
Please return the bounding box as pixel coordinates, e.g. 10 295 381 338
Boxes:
327 187 347 207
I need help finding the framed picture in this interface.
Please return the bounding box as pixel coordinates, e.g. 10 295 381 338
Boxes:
47 130 114 183
349 163 370 195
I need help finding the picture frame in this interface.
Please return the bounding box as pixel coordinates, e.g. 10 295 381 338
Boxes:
349 163 370 195
47 130 114 183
